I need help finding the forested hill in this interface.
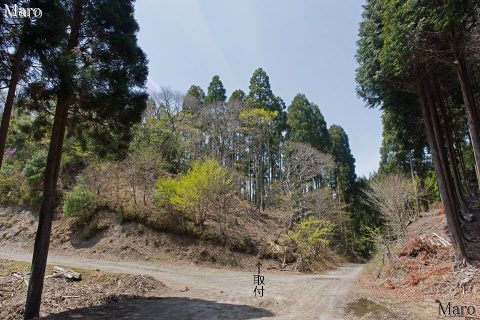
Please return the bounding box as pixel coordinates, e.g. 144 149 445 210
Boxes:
1 66 381 264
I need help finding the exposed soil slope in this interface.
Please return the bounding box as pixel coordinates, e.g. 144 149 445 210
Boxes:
0 206 289 271
355 208 480 320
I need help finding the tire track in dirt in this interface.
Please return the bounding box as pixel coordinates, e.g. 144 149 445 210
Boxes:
0 248 363 319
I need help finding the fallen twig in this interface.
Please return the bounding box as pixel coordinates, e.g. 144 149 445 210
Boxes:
11 272 29 286
52 266 82 281
432 232 451 246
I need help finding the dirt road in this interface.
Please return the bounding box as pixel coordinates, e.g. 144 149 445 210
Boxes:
0 248 363 319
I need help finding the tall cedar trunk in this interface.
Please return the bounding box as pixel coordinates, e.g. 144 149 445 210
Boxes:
24 1 84 318
455 57 480 188
435 85 470 217
457 139 470 194
408 151 420 213
427 80 467 238
257 141 264 211
267 138 272 203
417 72 468 266
270 143 275 181
250 160 254 202
0 35 27 169
431 83 472 240
426 81 459 219
249 160 253 202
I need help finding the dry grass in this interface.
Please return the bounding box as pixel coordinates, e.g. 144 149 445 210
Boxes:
357 208 480 319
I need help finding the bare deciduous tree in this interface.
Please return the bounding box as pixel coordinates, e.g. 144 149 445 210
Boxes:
149 87 185 126
281 142 334 195
362 173 416 238
271 142 335 226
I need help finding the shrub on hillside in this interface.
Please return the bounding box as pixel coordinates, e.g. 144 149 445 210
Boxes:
22 149 47 206
424 169 440 203
287 216 334 270
154 159 235 229
63 184 95 221
0 163 25 205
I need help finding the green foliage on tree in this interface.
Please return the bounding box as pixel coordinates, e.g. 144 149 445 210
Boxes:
22 149 47 206
348 177 384 258
288 216 333 250
287 216 334 269
205 75 227 105
328 125 356 201
245 68 275 111
0 162 24 205
63 184 95 221
154 159 234 228
228 89 246 104
287 94 330 153
0 0 69 169
184 85 206 113
378 94 427 175
130 114 184 173
186 85 206 103
239 108 278 132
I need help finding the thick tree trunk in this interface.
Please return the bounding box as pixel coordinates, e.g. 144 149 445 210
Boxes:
450 118 470 193
435 88 471 218
24 1 84 318
23 95 69 320
408 151 420 213
417 73 468 266
425 87 457 215
428 81 468 238
456 138 470 194
249 160 253 202
455 57 480 189
0 37 27 169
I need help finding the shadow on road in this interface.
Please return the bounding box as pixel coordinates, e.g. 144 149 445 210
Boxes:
42 296 275 319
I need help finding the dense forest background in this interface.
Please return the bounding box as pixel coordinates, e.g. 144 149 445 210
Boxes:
1 65 382 259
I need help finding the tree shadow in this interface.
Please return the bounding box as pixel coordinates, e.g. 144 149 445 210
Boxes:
42 296 275 320
68 225 109 249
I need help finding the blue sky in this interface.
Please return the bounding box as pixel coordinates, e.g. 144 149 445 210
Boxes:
134 0 382 177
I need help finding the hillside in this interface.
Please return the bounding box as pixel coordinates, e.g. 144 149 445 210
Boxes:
0 205 342 273
351 208 480 319
0 206 273 271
